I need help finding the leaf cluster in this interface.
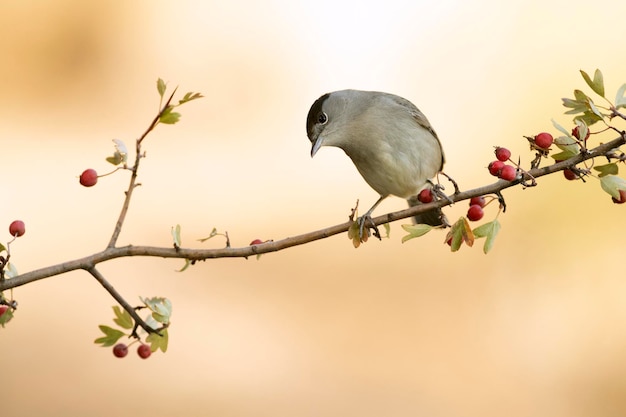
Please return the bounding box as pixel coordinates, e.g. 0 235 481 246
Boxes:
94 297 172 353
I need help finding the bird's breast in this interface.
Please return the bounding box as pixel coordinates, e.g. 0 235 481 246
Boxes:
343 128 442 198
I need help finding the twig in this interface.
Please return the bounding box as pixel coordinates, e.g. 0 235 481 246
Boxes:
107 90 178 249
86 266 156 334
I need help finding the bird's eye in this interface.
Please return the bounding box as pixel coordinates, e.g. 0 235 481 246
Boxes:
318 112 328 125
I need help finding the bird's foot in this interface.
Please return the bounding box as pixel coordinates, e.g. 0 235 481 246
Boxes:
348 199 384 246
429 181 454 204
439 172 460 194
357 214 382 242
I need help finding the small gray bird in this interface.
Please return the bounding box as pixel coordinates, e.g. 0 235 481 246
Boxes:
306 90 445 236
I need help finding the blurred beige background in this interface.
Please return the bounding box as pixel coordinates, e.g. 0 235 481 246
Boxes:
2 1 626 416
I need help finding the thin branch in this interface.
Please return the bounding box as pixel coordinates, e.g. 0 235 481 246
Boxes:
86 266 155 334
107 90 178 249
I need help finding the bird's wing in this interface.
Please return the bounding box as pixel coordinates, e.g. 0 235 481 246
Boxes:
389 95 437 137
390 95 445 169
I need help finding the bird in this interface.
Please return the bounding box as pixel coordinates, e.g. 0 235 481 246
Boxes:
306 89 446 239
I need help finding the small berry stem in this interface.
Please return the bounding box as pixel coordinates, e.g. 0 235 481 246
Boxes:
98 166 129 179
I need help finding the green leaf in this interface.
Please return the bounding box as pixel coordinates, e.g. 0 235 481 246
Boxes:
551 119 571 137
5 263 18 279
473 219 501 254
94 325 125 346
551 150 578 162
615 83 626 109
106 152 124 166
600 175 626 199
561 98 589 116
140 297 172 324
445 217 474 252
573 89 590 102
383 223 391 238
178 92 204 105
159 106 181 124
198 227 219 242
587 99 603 119
561 97 583 109
0 243 6 253
554 136 580 155
105 139 128 166
580 69 605 97
594 163 618 177
176 258 191 272
157 78 167 97
401 224 433 243
171 224 181 248
112 139 128 156
0 307 14 327
574 111 603 126
574 120 589 142
146 328 169 352
348 220 363 248
564 107 585 115
113 306 134 329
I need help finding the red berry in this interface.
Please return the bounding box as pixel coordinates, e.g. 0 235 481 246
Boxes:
137 344 152 359
113 343 128 358
494 147 511 162
469 196 486 208
534 132 554 149
612 189 626 204
563 169 577 181
79 169 98 187
417 188 433 203
488 160 505 176
467 204 484 221
249 239 263 245
572 126 590 141
499 165 517 181
0 305 8 318
9 220 25 237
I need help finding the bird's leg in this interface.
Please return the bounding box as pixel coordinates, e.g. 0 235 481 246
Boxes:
427 179 454 204
358 195 386 241
438 171 460 195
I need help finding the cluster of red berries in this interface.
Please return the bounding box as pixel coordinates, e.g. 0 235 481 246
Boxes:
488 133 556 182
487 147 518 181
113 342 152 359
466 196 486 222
418 187 488 223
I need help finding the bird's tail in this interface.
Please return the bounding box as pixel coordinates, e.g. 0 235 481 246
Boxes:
407 196 445 227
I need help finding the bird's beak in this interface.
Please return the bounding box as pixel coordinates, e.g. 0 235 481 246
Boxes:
310 135 324 157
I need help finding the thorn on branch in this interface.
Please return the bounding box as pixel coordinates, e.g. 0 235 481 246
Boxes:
349 200 360 222
496 191 507 213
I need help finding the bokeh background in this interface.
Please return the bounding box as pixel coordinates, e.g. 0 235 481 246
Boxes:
2 1 626 416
